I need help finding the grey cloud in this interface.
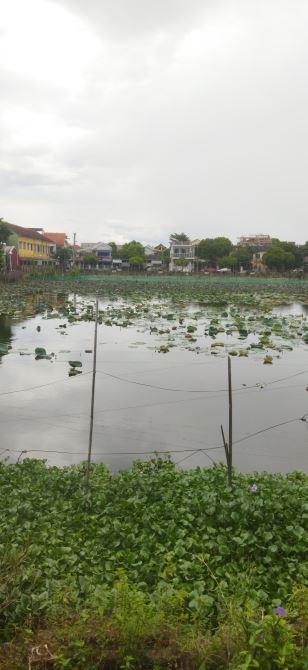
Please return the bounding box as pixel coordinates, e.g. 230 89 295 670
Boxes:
1 0 308 243
60 0 213 39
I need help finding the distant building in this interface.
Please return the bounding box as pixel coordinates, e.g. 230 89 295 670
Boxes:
7 224 54 267
144 245 156 257
141 246 162 270
154 243 167 254
45 233 69 254
237 235 272 249
252 250 268 273
80 242 96 250
169 239 200 272
78 242 112 269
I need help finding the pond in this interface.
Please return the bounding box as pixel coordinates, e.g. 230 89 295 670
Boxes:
0 280 307 473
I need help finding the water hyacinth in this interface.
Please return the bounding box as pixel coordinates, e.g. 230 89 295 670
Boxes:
251 483 258 492
275 606 286 617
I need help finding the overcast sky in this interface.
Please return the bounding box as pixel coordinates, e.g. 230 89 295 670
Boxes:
0 0 307 245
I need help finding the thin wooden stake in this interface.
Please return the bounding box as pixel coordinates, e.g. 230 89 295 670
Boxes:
221 424 232 488
220 356 233 488
85 295 98 491
221 424 229 465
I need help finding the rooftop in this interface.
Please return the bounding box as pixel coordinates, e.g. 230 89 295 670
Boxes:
8 223 53 243
45 233 68 246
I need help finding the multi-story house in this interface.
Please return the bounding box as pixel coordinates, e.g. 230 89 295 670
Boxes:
45 233 69 254
154 243 167 254
144 245 163 271
79 242 113 269
7 224 54 267
169 239 200 272
237 235 272 249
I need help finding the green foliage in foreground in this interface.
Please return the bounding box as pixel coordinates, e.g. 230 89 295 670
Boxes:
0 459 307 667
1 575 307 669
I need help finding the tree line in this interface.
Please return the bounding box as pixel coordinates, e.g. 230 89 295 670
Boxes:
169 232 308 271
1 217 308 272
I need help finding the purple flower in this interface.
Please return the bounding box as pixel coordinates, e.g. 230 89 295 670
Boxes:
251 484 258 492
275 607 286 617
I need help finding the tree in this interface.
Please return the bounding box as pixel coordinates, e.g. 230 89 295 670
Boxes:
0 218 11 244
120 241 145 264
219 254 238 269
82 253 97 267
161 248 170 265
129 255 144 270
55 246 73 270
233 247 253 269
268 240 302 268
300 241 308 269
263 247 296 271
175 257 188 270
169 232 190 243
197 237 232 263
109 242 118 258
0 218 11 270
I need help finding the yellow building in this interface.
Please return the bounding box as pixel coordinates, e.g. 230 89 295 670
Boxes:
8 224 54 267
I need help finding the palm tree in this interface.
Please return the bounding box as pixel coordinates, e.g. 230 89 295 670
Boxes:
169 232 190 243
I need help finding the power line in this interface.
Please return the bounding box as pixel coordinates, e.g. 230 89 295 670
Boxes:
1 415 306 461
0 372 92 397
265 370 308 386
175 415 308 466
0 365 307 398
96 369 228 393
96 368 308 394
176 449 216 466
0 377 306 426
234 418 302 445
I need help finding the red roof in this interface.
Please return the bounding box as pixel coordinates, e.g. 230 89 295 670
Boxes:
45 232 68 246
8 223 54 243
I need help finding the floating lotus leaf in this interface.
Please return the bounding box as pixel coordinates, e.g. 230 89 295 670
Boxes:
35 347 47 356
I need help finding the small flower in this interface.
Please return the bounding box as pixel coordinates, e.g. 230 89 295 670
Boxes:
275 606 286 617
251 484 258 492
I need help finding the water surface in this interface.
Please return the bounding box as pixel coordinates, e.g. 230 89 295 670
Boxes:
0 293 307 473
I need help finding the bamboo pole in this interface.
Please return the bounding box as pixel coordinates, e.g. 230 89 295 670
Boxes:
228 355 233 478
85 295 98 491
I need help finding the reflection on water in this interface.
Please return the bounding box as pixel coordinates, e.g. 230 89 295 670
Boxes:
0 315 12 343
273 302 308 316
0 316 13 364
0 296 307 473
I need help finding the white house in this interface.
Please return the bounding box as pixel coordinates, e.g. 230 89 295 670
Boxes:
169 239 200 272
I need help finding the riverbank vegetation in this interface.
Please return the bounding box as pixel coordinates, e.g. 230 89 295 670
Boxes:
0 459 307 668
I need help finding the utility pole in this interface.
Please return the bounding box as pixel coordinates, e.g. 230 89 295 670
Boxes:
72 232 76 267
85 295 99 491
